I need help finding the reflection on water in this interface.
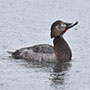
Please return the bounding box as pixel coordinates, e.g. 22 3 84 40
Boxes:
50 62 71 85
19 59 72 88
15 58 72 86
53 62 71 72
14 59 55 69
5 56 72 90
14 59 72 84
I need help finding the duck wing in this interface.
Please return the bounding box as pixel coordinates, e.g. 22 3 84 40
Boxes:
7 44 54 59
31 44 54 53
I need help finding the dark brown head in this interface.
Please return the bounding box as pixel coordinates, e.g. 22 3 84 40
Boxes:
51 20 78 38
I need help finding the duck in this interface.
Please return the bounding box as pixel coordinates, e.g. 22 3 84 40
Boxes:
8 20 78 62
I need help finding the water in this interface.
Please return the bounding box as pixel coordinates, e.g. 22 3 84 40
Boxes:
0 0 90 90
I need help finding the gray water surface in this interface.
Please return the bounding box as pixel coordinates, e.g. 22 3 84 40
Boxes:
0 0 90 90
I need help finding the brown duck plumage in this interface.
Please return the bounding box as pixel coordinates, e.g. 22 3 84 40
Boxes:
8 20 78 62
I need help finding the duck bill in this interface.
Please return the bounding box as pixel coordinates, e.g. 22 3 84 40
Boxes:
65 21 78 29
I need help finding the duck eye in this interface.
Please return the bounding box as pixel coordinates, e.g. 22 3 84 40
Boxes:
61 24 66 27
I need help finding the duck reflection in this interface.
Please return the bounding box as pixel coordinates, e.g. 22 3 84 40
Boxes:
14 58 71 85
50 61 71 85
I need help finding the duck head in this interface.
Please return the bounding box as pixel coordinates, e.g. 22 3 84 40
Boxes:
51 20 78 38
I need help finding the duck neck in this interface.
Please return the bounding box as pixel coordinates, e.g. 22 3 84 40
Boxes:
53 36 72 61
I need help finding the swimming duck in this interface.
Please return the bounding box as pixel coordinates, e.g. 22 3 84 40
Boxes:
8 20 78 62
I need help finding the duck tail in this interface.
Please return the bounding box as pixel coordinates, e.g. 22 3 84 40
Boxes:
7 51 14 54
7 50 21 59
